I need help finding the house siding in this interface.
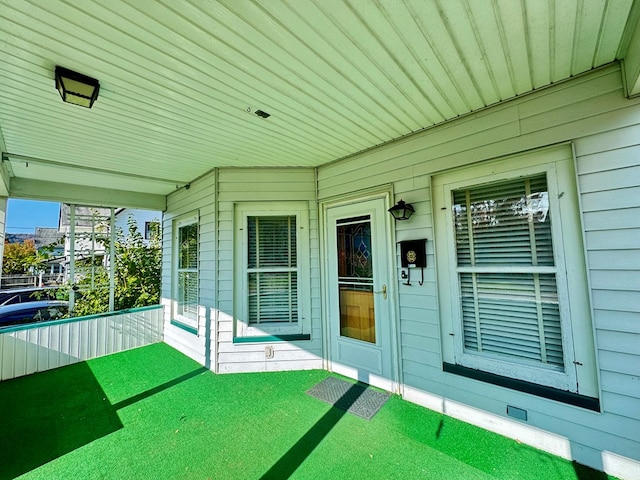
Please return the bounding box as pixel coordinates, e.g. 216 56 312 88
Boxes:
158 64 639 478
317 64 640 478
161 173 215 365
163 168 323 374
576 126 640 433
215 168 322 373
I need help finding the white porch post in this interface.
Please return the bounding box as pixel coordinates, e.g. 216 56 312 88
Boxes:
69 204 76 311
622 5 640 97
0 196 7 285
109 207 115 311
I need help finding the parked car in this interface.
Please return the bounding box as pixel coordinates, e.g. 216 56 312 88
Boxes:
0 301 69 328
0 287 61 306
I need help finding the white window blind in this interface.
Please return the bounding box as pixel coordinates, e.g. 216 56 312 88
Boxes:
453 174 564 369
248 216 298 324
177 222 198 321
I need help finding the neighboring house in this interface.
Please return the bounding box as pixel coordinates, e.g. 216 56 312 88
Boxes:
33 227 64 277
57 204 111 282
114 208 161 245
34 227 64 257
0 4 639 479
56 205 161 282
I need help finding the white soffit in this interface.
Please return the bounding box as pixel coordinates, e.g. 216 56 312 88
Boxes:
0 0 636 196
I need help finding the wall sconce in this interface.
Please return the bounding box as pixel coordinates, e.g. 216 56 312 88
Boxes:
55 66 100 108
388 199 415 220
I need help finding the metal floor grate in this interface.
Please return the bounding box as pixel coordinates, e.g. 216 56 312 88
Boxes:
306 377 390 420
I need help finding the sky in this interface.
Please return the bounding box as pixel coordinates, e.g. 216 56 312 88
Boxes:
6 199 61 234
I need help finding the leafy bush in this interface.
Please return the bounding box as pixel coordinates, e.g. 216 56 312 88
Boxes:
2 239 39 274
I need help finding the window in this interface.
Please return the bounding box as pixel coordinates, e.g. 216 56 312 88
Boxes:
453 175 564 367
173 214 198 332
235 203 310 338
145 221 160 240
434 147 598 402
248 216 298 325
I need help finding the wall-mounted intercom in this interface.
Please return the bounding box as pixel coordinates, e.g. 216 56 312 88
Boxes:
399 239 427 285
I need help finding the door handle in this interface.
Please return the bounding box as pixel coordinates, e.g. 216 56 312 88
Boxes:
374 284 387 300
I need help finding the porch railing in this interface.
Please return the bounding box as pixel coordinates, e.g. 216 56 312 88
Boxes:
0 305 163 381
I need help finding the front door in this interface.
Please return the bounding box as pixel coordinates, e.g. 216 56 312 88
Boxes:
326 197 395 391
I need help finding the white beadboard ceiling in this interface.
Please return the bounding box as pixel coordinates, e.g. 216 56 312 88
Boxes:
0 0 638 198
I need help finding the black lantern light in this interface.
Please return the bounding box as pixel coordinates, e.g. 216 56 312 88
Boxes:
388 199 415 220
55 66 100 108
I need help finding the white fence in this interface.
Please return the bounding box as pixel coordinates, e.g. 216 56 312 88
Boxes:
0 305 163 381
1 273 63 289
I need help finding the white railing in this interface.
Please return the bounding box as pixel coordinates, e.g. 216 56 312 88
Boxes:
0 305 164 381
0 273 64 289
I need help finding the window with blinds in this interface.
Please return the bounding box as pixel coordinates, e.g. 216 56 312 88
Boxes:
247 216 298 324
177 222 198 321
452 174 564 370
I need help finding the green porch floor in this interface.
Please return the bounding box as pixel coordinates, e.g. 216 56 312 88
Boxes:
0 342 615 480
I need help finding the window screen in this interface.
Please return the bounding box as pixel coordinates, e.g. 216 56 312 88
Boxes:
177 222 198 321
453 174 564 369
247 216 298 324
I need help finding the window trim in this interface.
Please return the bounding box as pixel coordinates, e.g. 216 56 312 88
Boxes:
433 147 598 400
234 202 311 339
442 362 600 411
172 212 199 334
448 166 576 390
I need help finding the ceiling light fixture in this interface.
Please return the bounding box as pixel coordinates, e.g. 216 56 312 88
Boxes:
55 66 100 108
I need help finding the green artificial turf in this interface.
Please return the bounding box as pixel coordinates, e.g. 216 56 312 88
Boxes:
0 342 617 480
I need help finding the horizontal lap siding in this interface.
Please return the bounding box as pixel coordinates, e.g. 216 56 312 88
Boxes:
575 126 640 434
216 168 322 373
317 64 640 472
162 173 215 365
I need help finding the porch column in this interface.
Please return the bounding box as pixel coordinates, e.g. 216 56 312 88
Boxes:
0 196 6 281
109 207 115 311
622 2 640 96
69 205 76 311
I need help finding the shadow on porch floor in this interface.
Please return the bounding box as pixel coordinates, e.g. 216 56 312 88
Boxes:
0 342 614 480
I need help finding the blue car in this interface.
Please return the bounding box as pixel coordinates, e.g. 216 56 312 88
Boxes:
0 301 69 328
0 287 60 306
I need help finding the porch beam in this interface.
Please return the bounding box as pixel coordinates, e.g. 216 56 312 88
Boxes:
9 178 166 211
0 160 10 197
0 150 10 197
3 153 189 187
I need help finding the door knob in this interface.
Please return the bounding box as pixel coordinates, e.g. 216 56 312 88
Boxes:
374 284 387 300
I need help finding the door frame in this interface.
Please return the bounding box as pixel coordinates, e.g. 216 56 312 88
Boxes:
320 188 401 392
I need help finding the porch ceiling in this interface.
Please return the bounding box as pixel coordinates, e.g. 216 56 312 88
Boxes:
0 0 638 201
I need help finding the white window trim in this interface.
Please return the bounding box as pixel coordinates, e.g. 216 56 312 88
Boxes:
234 202 311 338
433 147 598 398
172 212 199 332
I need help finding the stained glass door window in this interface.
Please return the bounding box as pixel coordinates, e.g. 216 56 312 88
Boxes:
336 215 375 343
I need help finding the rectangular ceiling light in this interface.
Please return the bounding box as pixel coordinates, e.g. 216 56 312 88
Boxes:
55 66 100 108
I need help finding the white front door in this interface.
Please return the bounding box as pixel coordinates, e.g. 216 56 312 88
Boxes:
326 197 395 391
